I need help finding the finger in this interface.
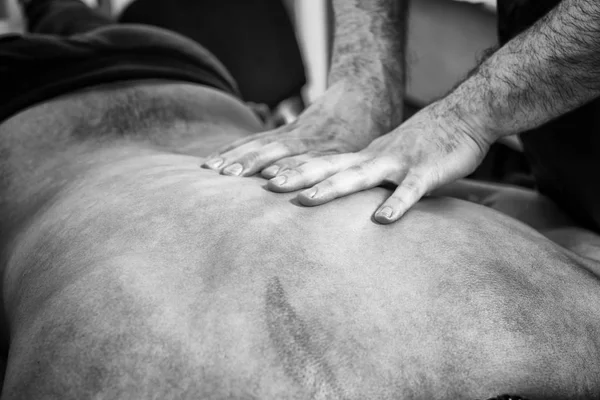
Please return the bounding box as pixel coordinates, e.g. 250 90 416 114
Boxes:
295 157 397 206
261 151 339 179
202 127 287 169
206 131 271 160
267 152 367 193
261 153 314 179
205 138 268 172
374 171 431 224
208 134 284 173
220 138 321 177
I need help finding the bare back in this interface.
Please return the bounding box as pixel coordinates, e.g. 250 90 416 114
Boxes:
1 81 600 399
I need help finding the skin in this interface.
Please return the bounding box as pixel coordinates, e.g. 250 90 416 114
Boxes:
202 0 408 196
203 0 600 225
1 80 600 399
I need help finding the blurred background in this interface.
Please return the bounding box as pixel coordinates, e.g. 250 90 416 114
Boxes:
0 0 497 107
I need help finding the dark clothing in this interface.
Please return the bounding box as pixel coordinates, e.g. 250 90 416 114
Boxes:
119 0 307 108
0 0 240 124
498 0 600 233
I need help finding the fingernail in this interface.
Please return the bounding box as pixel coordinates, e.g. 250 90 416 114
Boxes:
303 187 318 198
263 166 280 177
206 158 224 169
223 163 243 176
271 175 287 186
377 207 393 219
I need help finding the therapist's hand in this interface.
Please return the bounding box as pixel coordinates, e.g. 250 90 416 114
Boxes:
201 80 402 177
266 100 495 224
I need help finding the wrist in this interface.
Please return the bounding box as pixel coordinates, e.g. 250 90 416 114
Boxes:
329 73 405 133
312 79 403 143
438 85 505 143
425 97 497 151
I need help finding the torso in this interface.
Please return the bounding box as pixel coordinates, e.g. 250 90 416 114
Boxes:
2 82 600 399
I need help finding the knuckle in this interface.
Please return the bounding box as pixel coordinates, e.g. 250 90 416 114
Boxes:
291 165 308 177
379 154 401 169
344 164 371 183
272 159 289 168
402 178 422 193
281 159 302 170
240 151 262 166
320 154 343 168
282 166 300 177
426 168 442 187
403 174 433 200
390 195 407 207
346 164 365 174
276 163 295 175
296 160 316 173
274 159 294 170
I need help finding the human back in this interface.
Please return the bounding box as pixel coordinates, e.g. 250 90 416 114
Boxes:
1 81 600 399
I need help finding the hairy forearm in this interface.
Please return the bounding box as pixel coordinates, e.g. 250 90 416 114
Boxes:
329 0 409 130
446 0 600 138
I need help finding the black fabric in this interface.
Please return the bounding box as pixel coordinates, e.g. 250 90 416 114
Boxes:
119 0 307 108
0 0 240 124
497 0 600 233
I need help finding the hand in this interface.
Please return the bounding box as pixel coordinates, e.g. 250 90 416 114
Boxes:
201 80 401 177
265 101 495 224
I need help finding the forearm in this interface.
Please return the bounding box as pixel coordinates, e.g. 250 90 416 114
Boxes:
329 0 409 131
446 0 600 138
